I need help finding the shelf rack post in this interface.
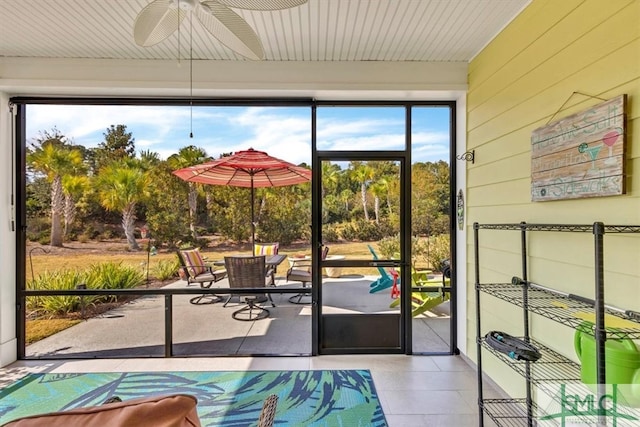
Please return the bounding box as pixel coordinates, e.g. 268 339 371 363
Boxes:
593 222 607 425
520 222 533 427
473 222 485 427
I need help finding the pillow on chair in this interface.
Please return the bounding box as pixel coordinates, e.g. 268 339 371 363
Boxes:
180 249 207 277
2 394 201 427
254 243 279 255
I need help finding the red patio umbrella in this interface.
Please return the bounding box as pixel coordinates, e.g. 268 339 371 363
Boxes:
172 148 311 253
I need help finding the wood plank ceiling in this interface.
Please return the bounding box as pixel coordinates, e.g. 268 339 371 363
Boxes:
0 0 530 62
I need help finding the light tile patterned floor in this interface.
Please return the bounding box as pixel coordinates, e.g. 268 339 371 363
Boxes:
1 354 502 426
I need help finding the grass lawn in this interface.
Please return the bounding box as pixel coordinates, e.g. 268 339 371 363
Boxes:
26 318 82 345
27 240 386 280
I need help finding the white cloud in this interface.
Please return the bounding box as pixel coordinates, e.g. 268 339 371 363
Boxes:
25 104 449 164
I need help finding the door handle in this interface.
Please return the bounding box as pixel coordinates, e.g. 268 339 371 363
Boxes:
370 261 396 267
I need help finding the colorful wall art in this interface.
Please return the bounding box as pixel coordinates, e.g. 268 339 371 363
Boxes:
531 95 626 201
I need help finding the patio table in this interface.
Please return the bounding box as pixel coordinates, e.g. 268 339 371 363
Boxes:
212 254 286 268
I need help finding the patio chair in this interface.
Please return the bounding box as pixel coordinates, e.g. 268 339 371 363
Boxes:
367 244 395 293
254 242 279 285
285 245 329 304
177 249 227 305
390 258 451 317
223 255 276 321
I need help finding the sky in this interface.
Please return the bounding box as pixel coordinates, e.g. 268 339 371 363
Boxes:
26 104 451 165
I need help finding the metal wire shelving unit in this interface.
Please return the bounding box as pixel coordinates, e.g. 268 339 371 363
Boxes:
474 222 640 427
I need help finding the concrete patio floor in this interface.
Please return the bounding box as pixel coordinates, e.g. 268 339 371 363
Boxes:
25 274 451 358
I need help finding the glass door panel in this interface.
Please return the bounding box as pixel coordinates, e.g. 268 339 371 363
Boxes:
316 106 406 151
410 106 452 354
318 158 405 353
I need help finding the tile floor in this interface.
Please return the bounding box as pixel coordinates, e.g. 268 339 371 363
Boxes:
10 275 499 425
1 354 502 426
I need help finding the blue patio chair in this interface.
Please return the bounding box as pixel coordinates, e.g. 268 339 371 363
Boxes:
367 244 396 293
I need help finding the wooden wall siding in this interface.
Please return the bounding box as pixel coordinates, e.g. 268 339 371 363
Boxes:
465 0 640 365
468 0 631 119
469 4 637 144
466 0 639 221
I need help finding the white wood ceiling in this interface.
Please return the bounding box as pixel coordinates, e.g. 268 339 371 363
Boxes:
0 0 530 62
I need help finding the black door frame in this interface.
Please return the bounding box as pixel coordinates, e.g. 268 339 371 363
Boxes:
310 101 457 355
313 150 410 354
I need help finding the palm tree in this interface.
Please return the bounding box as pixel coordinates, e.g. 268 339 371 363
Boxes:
96 160 150 250
350 162 374 221
339 189 352 213
370 179 389 224
62 175 90 238
167 146 209 240
321 162 339 198
27 139 84 246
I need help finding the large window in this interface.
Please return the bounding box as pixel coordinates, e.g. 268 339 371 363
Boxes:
17 99 455 358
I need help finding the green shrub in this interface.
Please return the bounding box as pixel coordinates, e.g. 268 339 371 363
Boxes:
374 234 449 270
424 234 450 271
27 270 100 316
335 219 394 242
257 201 310 245
26 216 50 243
376 236 398 259
339 222 358 241
151 259 180 281
322 224 340 243
80 225 101 240
27 262 146 317
99 229 118 240
352 219 383 241
146 209 192 249
84 262 144 291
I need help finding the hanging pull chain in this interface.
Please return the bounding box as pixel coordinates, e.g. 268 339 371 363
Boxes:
189 12 194 138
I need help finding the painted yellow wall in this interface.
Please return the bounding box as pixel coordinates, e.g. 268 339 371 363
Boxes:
466 0 640 398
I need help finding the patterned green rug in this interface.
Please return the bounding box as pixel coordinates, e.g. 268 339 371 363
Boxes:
0 370 387 426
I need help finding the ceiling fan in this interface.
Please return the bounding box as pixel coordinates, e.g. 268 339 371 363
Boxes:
134 0 308 60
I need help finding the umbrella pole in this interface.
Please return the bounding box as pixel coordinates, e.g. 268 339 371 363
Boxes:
251 176 256 255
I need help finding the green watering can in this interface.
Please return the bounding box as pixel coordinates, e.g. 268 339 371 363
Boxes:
574 321 640 407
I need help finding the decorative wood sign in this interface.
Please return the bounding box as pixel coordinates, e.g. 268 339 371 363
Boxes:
531 95 626 201
457 189 464 230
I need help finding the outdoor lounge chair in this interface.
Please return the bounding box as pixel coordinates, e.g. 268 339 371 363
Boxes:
367 244 395 293
390 259 451 317
223 255 276 321
285 245 329 304
177 249 227 305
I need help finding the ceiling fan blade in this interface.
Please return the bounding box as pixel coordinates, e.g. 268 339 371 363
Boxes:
198 1 264 60
215 0 308 11
134 0 185 47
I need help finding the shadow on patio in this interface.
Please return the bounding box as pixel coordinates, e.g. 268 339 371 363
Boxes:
25 275 450 358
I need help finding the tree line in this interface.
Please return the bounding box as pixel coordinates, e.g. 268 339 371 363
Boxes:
27 125 450 250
